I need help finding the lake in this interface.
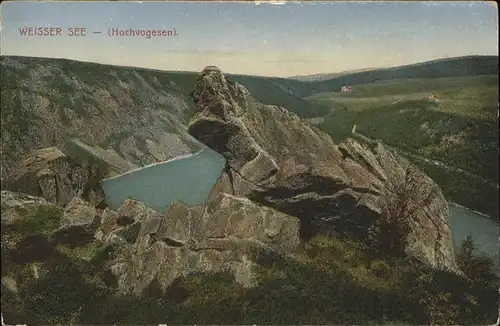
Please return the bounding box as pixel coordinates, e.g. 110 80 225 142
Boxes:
449 203 499 271
101 147 226 213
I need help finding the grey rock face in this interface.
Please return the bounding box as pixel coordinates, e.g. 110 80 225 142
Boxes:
187 66 459 272
99 195 300 294
4 147 107 207
62 138 138 177
54 196 99 246
59 196 96 229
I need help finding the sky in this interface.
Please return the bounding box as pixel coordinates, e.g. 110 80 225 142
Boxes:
0 1 498 77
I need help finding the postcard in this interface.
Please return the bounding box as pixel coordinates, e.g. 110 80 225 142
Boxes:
1 1 498 325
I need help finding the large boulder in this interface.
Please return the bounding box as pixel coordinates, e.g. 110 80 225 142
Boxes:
187 66 459 272
4 147 107 207
59 196 96 229
53 196 99 246
103 194 300 294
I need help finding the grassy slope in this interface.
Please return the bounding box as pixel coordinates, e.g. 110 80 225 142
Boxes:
2 207 497 325
4 204 492 321
309 75 499 215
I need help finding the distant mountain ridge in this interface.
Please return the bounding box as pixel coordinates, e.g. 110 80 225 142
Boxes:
289 55 497 81
288 68 382 82
284 55 499 96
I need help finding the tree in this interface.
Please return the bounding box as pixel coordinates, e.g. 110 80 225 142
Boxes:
367 166 439 257
456 234 497 285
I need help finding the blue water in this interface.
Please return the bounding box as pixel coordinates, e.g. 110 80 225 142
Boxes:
101 147 227 213
449 203 499 271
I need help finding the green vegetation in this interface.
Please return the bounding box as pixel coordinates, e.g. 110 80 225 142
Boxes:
313 75 498 216
1 205 63 249
456 234 498 286
3 235 497 325
407 152 499 216
2 205 497 325
230 76 331 118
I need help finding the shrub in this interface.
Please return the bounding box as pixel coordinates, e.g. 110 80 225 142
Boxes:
305 235 346 256
19 259 101 325
426 292 460 325
304 235 363 265
395 256 498 325
370 259 390 277
15 205 63 239
365 167 438 258
456 234 498 286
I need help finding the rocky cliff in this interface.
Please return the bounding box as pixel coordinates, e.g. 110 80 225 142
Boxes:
188 66 458 272
0 56 203 180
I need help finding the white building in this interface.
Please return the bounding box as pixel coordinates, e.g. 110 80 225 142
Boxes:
341 85 354 92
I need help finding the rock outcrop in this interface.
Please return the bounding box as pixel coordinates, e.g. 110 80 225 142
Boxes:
2 188 299 295
4 147 107 207
98 195 300 294
187 66 459 272
1 190 50 224
54 196 99 246
62 138 138 177
340 139 456 269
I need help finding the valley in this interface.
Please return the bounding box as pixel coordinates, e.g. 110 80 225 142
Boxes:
305 74 499 217
1 55 498 325
2 1 499 324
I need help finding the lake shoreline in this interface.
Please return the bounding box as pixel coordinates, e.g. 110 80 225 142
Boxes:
448 201 493 220
101 146 226 213
101 149 206 182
